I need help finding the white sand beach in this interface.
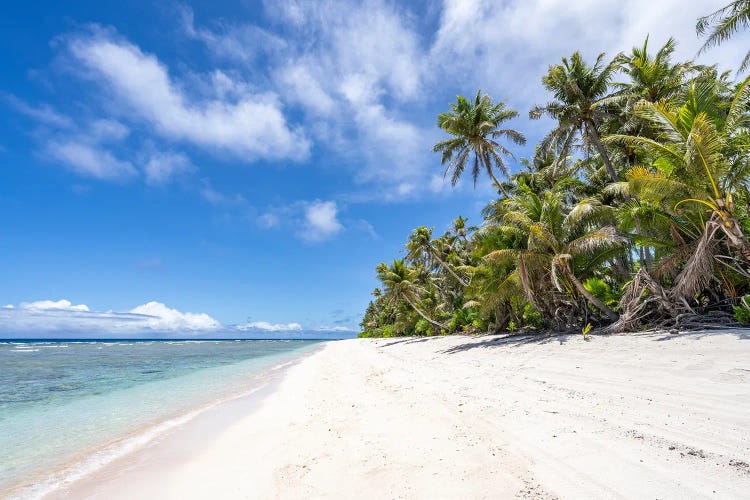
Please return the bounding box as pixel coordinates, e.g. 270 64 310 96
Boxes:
54 331 750 499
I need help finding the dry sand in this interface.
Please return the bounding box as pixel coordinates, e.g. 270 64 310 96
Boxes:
54 330 750 499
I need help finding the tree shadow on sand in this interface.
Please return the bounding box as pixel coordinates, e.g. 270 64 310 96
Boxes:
639 328 750 342
438 333 576 354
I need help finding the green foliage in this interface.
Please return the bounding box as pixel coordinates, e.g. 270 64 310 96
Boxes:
734 296 750 325
582 323 593 341
522 304 545 329
449 308 479 333
414 319 432 336
583 278 621 308
361 20 750 337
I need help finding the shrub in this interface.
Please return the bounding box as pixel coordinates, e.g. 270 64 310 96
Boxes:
734 296 750 325
583 277 620 308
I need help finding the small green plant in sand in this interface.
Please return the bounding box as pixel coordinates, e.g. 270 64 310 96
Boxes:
582 323 592 342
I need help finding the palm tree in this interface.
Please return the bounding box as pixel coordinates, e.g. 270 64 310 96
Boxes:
450 216 476 243
434 90 526 190
605 75 750 266
486 184 623 322
406 226 469 286
376 260 448 331
697 1 750 71
531 52 620 182
614 37 692 106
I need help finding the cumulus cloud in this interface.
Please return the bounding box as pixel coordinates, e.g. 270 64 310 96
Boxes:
0 299 221 333
21 299 90 312
185 0 433 194
0 298 357 337
300 200 343 242
237 321 303 332
12 1 750 199
431 0 750 116
66 29 310 161
130 301 221 330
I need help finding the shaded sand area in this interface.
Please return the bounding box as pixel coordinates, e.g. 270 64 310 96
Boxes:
54 331 750 499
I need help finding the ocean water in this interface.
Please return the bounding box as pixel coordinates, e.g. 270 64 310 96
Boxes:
0 339 321 496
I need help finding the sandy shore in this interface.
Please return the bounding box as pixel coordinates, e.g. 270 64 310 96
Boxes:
52 330 750 499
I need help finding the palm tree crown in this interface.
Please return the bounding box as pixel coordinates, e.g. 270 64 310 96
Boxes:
697 0 750 71
531 52 619 182
434 90 526 189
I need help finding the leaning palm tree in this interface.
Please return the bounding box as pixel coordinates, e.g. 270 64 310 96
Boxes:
406 226 469 286
433 90 526 190
531 52 620 182
486 184 624 322
376 260 448 331
697 1 750 71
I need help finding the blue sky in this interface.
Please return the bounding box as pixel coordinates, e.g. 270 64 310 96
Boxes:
1 0 748 337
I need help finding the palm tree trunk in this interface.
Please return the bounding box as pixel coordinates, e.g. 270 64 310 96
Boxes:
564 264 619 322
481 157 511 197
586 120 618 183
403 296 447 330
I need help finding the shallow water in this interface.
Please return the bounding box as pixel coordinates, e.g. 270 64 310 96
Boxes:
0 339 320 493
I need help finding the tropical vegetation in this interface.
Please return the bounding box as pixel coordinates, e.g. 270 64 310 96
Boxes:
360 3 750 338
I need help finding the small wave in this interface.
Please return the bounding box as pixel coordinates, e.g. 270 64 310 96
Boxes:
12 348 39 353
8 383 268 500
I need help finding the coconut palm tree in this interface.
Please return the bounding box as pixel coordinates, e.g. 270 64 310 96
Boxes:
614 37 693 106
376 260 448 331
531 52 620 182
485 184 623 322
605 75 750 266
697 1 750 71
434 90 526 190
406 226 469 286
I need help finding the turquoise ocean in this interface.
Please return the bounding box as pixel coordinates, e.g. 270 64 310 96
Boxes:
0 339 321 496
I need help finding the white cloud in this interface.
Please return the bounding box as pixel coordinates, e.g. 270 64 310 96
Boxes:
89 119 130 142
353 219 378 239
8 96 138 182
21 299 90 311
430 0 750 115
198 180 247 206
144 151 194 185
5 95 74 128
15 1 750 200
300 200 343 242
66 29 310 161
46 140 137 180
313 325 357 332
277 63 336 116
0 299 222 333
237 321 303 332
130 301 221 331
185 1 432 195
180 6 287 65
